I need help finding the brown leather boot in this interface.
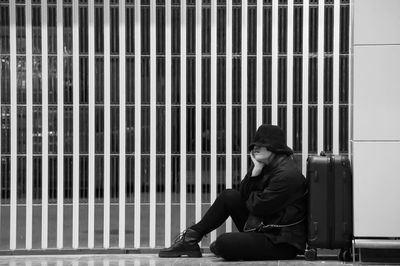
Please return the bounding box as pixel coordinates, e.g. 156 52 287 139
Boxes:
158 228 203 258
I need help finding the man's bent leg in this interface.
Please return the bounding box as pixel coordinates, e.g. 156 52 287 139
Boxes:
159 189 248 258
190 189 249 235
215 232 299 261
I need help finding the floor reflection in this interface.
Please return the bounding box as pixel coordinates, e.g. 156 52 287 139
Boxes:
0 254 350 266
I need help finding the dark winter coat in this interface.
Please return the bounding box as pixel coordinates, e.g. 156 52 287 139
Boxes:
239 154 307 253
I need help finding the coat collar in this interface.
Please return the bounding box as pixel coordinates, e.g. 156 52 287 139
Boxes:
262 154 289 173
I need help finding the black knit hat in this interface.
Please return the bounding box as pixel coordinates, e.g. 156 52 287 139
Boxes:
248 124 293 155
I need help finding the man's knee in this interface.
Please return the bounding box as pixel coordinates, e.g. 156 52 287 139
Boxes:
219 189 241 201
215 233 240 260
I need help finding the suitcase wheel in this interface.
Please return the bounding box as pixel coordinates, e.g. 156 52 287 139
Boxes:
304 248 317 261
338 248 352 262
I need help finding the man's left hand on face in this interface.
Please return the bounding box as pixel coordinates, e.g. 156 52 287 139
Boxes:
250 150 265 176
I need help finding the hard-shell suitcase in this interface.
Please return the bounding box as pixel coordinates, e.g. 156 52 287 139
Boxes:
305 153 353 261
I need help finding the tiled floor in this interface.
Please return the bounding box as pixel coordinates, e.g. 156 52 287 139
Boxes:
0 254 358 266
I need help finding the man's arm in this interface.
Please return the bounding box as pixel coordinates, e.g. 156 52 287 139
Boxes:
245 174 296 217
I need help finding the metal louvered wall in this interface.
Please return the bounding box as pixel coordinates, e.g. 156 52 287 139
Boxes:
0 0 350 250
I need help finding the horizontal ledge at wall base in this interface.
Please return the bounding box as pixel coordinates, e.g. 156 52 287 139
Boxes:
0 248 208 256
350 140 400 143
353 43 400 47
354 238 400 249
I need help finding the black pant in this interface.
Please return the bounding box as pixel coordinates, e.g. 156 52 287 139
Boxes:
191 189 298 260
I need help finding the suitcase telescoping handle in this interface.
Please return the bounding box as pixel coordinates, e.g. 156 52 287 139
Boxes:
319 151 335 171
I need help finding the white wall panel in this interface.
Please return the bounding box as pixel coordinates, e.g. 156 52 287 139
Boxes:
354 0 400 45
353 141 400 237
352 0 400 245
353 45 400 141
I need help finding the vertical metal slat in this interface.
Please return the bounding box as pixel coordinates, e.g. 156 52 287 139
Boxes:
103 0 111 248
195 0 202 226
149 0 157 248
302 0 309 174
286 0 294 149
256 0 263 127
72 0 80 249
56 0 64 249
271 0 278 124
332 0 340 154
210 0 217 242
25 0 33 250
87 0 95 249
179 0 187 232
241 0 248 179
118 0 126 249
41 0 49 249
318 0 325 153
134 0 141 248
225 0 233 233
9 0 18 251
348 0 354 152
164 0 172 247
